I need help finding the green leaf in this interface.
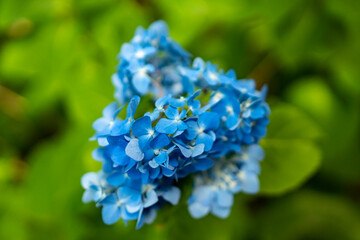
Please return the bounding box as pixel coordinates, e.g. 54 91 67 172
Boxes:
254 190 360 240
259 139 321 194
285 78 360 182
266 101 322 140
259 102 322 194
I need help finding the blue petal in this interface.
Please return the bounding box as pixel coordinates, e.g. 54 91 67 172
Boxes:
121 206 139 220
188 203 210 219
125 139 144 161
196 133 213 152
132 72 151 95
177 121 188 131
242 173 259 194
103 102 121 119
136 206 145 230
149 159 159 168
226 114 239 130
125 159 137 172
125 203 142 214
144 190 158 208
188 89 201 100
126 96 140 119
111 119 132 135
144 208 157 224
118 187 139 200
150 167 160 179
150 133 171 149
81 172 99 189
92 118 110 132
149 20 169 37
194 158 214 171
185 120 199 140
252 125 267 137
102 204 121 225
251 107 266 119
138 135 153 151
211 205 230 219
132 116 152 137
162 187 181 205
155 151 168 164
141 170 149 184
193 186 214 205
260 85 268 100
145 110 160 121
198 112 220 131
110 146 130 166
173 130 184 138
91 148 105 162
106 172 126 187
155 94 171 109
179 109 187 118
175 142 192 158
164 106 179 119
82 189 96 203
142 47 157 59
161 167 175 177
169 97 186 107
98 137 109 147
127 168 142 179
216 190 234 208
119 43 134 61
155 119 177 134
191 144 204 157
193 57 205 70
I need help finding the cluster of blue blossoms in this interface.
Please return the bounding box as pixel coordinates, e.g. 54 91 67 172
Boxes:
82 21 270 229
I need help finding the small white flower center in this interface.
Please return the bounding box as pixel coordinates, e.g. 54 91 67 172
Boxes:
117 199 126 207
197 128 204 134
142 184 155 193
213 92 224 102
109 121 114 127
148 129 155 136
138 67 148 76
229 180 237 188
175 116 181 121
226 106 234 114
241 99 252 110
135 50 145 58
133 35 142 43
154 149 160 155
237 171 245 180
221 136 228 141
209 72 218 81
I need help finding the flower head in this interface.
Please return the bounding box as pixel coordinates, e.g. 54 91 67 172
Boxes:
82 20 270 229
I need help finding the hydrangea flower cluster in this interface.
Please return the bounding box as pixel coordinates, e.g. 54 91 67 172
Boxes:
82 20 270 229
112 21 191 104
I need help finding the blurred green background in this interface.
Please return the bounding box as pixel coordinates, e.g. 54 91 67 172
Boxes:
0 0 359 239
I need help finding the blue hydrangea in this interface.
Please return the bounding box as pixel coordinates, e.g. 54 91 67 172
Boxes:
112 20 192 103
187 144 265 219
82 20 271 229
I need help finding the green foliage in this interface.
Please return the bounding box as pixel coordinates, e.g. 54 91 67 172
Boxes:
254 191 360 240
0 0 359 239
260 102 322 194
